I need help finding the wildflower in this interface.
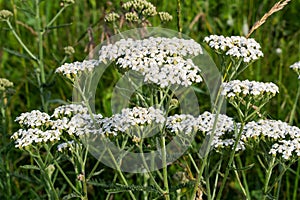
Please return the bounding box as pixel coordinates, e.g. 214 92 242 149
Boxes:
11 128 61 148
269 138 300 160
67 113 103 136
52 104 88 119
105 12 120 22
64 46 75 56
166 112 243 151
122 0 157 16
158 12 173 22
102 107 166 135
55 60 99 80
0 10 13 21
221 80 279 100
15 110 51 128
204 35 263 62
289 61 300 79
125 12 139 22
0 78 13 91
98 37 203 88
242 119 300 141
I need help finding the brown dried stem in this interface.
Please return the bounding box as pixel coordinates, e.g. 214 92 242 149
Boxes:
246 0 291 38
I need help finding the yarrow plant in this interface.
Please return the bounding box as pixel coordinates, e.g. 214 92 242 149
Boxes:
8 0 300 199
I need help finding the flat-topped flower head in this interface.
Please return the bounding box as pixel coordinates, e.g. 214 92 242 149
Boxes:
242 119 300 142
166 112 243 151
66 113 103 136
289 61 300 79
221 80 279 100
15 110 51 128
52 104 89 119
102 106 166 135
98 37 203 87
55 60 99 80
122 0 157 17
11 128 61 148
204 35 263 63
269 138 300 160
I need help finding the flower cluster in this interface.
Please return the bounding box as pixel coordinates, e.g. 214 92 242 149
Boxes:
11 103 102 148
11 129 61 148
289 61 300 79
122 0 157 17
158 12 173 22
0 10 13 21
15 110 51 128
64 46 75 56
166 112 244 151
101 106 166 135
241 119 300 160
221 80 279 100
55 60 99 79
0 78 13 91
242 119 300 141
52 104 88 118
105 12 120 22
67 113 103 136
125 12 139 22
98 37 203 87
270 139 300 160
204 35 263 62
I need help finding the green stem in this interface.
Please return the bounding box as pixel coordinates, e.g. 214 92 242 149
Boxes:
216 122 245 200
5 20 38 61
236 155 251 200
262 157 276 200
45 6 67 30
191 92 225 200
188 153 199 174
138 142 165 195
43 145 81 196
107 149 137 200
211 155 223 200
53 159 81 196
289 83 300 125
233 160 247 197
292 160 300 200
161 136 170 200
35 152 59 200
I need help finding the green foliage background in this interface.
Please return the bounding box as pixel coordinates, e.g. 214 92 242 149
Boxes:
0 0 299 199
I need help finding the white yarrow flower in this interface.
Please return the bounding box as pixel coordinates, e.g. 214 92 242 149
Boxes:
221 80 279 99
55 60 99 77
204 35 263 62
98 37 203 88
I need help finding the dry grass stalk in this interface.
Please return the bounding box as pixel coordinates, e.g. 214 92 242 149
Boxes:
246 0 291 38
